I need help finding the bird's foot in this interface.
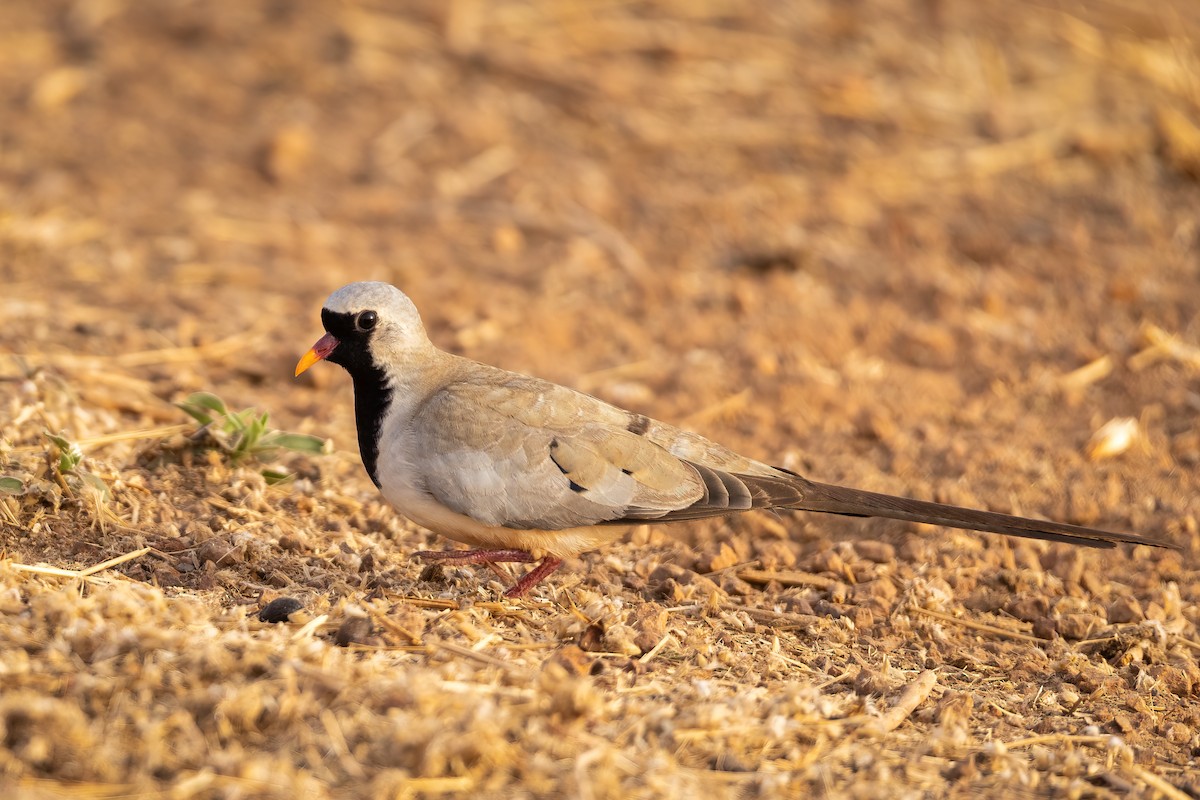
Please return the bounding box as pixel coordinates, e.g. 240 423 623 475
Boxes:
503 556 563 598
411 549 563 597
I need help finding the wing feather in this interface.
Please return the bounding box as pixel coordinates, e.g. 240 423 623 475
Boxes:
411 380 709 529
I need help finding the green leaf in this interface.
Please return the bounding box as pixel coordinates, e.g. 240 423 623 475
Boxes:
44 431 83 473
177 392 228 425
269 433 330 454
79 471 111 501
220 409 245 434
44 432 71 450
247 413 269 443
261 468 292 485
0 476 24 494
175 390 332 470
177 404 213 425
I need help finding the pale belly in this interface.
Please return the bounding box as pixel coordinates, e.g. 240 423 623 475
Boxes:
379 480 624 560
372 401 626 559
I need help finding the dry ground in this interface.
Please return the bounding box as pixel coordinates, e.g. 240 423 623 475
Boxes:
2 1 1200 797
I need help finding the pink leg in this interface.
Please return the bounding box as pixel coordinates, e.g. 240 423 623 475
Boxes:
503 557 563 598
411 549 563 597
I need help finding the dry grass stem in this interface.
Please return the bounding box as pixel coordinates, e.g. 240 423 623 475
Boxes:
858 670 939 737
8 547 151 580
912 606 1048 643
1129 324 1200 371
739 569 842 590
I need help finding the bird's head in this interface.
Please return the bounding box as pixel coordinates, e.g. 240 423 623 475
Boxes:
295 281 431 378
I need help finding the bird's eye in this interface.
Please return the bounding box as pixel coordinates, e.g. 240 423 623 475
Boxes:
355 310 378 332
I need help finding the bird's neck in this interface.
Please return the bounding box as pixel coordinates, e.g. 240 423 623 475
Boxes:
349 345 453 488
349 364 392 488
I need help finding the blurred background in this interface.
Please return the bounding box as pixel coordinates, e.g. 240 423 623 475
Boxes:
3 1 1200 794
4 0 1199 521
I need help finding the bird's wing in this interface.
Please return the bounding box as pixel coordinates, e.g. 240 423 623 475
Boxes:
409 374 801 530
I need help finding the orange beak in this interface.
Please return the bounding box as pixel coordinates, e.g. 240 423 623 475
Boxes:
295 333 339 377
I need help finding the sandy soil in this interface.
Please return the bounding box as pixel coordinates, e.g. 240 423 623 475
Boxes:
2 1 1200 797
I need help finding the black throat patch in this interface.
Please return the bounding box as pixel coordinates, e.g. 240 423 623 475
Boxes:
321 309 391 488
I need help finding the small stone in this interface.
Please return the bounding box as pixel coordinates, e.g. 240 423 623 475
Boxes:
696 542 740 573
780 595 814 615
1109 713 1135 734
806 549 845 575
1003 594 1051 623
545 645 593 677
1106 597 1144 624
277 534 304 551
1146 665 1194 697
258 597 304 623
629 603 669 655
851 578 898 605
334 616 376 647
851 605 874 629
854 667 890 696
853 540 896 563
579 621 606 653
419 563 446 584
812 599 844 619
648 564 721 599
1165 723 1191 745
1055 613 1103 641
198 536 243 566
754 540 797 570
1032 616 1058 640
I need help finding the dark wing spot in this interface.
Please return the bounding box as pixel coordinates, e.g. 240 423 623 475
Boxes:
621 468 633 475
548 437 590 491
549 441 569 474
626 414 651 435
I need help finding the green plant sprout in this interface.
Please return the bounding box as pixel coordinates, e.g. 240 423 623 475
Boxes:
44 431 110 500
177 392 330 482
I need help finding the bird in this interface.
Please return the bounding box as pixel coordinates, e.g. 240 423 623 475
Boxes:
295 281 1178 598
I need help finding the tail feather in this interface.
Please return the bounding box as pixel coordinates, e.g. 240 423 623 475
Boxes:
791 480 1177 550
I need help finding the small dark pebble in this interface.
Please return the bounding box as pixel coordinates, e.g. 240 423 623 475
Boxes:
1032 616 1058 640
544 644 593 677
419 563 446 583
258 597 304 623
854 666 890 696
579 621 606 653
334 616 375 647
277 534 303 551
812 598 844 619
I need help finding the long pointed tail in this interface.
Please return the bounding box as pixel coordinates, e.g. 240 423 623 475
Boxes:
791 480 1178 550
